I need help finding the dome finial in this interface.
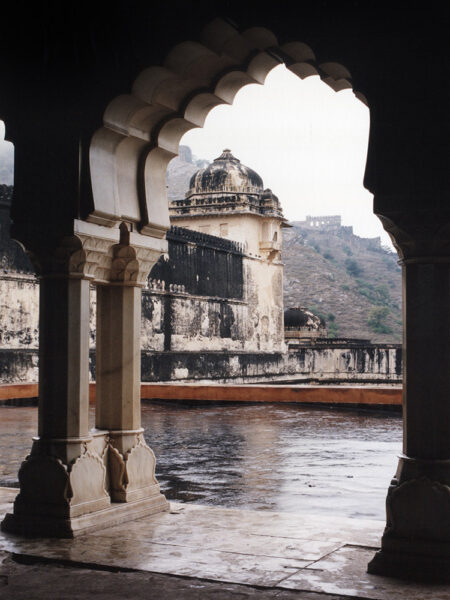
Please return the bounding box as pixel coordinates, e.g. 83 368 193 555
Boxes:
215 149 239 162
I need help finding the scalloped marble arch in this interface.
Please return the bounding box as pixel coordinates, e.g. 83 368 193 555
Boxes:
89 18 367 239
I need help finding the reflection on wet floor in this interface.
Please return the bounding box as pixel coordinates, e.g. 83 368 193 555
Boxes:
0 402 402 520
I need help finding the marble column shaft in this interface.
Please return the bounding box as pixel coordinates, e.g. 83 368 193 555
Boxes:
96 284 142 439
95 231 169 505
403 261 450 459
38 274 91 451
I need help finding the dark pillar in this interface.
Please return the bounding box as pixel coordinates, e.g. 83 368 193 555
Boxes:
368 206 450 581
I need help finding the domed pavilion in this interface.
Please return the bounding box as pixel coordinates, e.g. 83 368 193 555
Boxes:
284 307 328 341
169 149 288 260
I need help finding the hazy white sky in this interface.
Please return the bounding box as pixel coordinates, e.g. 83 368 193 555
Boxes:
182 64 392 246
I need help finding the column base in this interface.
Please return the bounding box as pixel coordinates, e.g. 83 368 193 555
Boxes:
368 454 450 582
1 493 170 538
368 544 450 582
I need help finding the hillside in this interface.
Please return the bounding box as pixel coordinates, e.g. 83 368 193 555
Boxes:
282 223 402 343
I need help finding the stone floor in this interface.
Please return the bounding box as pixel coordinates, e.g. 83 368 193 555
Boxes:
1 487 449 600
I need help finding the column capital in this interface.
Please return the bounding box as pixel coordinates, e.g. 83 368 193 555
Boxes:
375 197 450 263
42 233 114 279
106 223 167 287
13 229 114 280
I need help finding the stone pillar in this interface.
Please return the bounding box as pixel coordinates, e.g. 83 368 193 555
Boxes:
1 234 110 537
96 224 169 510
368 208 450 581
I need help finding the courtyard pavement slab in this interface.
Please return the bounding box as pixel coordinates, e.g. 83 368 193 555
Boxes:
1 487 449 599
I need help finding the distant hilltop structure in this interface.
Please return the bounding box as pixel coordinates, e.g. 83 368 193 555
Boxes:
295 215 381 246
304 215 343 230
298 215 353 236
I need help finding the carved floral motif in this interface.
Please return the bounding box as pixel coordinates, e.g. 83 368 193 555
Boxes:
108 436 158 502
69 451 109 507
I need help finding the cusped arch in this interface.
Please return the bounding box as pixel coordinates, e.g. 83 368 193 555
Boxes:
88 17 366 239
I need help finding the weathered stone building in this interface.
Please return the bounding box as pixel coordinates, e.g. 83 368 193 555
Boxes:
137 154 400 384
284 306 328 343
168 149 286 353
141 229 401 383
0 160 402 386
0 185 38 382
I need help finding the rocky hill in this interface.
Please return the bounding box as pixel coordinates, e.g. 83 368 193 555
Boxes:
166 145 209 201
282 222 402 343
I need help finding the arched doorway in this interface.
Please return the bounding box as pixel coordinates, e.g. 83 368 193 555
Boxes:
2 10 449 582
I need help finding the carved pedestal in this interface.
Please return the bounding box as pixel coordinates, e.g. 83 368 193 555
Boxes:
368 456 450 581
2 433 111 537
109 429 166 505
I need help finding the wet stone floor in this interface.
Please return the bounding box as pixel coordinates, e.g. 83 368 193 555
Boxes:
2 488 450 600
2 404 449 600
0 402 402 520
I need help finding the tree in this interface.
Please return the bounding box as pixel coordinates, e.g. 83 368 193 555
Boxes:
368 307 392 334
345 258 363 278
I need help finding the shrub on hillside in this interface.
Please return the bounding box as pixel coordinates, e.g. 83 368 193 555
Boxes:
345 258 363 277
368 307 392 334
326 312 338 338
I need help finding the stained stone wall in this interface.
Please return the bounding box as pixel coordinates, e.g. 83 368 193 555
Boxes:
0 189 403 385
142 226 285 354
0 268 402 385
140 345 402 385
0 274 38 349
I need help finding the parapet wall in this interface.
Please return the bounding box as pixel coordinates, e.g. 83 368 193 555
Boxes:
0 344 402 386
140 346 402 385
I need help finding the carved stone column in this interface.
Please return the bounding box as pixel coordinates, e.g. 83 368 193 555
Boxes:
368 206 450 581
1 230 113 537
96 224 169 511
